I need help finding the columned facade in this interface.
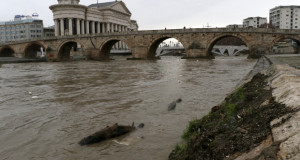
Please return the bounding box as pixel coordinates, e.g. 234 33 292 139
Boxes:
50 0 139 50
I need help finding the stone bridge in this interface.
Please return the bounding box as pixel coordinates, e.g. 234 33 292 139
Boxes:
1 28 300 60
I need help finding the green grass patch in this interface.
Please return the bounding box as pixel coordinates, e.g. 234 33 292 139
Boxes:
173 143 187 156
231 87 245 102
223 103 237 119
182 119 200 141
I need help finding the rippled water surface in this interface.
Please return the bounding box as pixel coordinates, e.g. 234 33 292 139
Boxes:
0 56 256 160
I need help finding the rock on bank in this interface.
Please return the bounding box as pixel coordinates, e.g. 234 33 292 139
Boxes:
169 64 300 160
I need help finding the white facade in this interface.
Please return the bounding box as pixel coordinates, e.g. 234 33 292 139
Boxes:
50 0 138 37
243 17 267 28
0 16 43 44
270 6 300 29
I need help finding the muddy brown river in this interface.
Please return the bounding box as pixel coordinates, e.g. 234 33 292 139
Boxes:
0 56 256 160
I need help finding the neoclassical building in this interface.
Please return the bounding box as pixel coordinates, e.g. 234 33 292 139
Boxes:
50 0 138 37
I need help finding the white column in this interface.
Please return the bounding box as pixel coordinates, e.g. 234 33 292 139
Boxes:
111 23 114 32
69 18 73 36
60 19 64 36
76 19 80 35
97 22 101 33
86 20 90 34
107 23 110 32
54 19 59 36
81 20 85 34
91 21 95 34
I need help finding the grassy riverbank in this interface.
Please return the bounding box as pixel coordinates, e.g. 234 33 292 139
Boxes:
169 72 296 160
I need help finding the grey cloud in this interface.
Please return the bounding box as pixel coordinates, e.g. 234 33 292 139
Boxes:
0 0 299 29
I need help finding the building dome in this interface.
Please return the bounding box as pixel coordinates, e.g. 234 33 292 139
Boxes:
58 0 80 5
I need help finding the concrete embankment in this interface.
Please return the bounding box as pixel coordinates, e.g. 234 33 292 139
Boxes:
235 64 300 160
169 55 300 160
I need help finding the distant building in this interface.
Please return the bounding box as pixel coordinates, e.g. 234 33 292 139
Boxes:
243 17 267 28
50 0 138 37
44 26 55 37
0 15 43 44
226 24 244 28
270 6 300 29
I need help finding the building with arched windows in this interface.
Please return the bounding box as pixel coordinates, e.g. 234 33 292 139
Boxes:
50 0 138 37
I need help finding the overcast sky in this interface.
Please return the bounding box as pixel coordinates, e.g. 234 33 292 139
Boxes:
0 0 299 30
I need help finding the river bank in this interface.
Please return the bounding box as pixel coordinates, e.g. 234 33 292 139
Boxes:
169 55 300 160
0 57 46 64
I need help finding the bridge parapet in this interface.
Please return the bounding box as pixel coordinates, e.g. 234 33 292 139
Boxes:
1 28 300 60
2 28 300 47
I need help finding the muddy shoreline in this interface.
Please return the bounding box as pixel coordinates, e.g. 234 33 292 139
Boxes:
169 57 300 160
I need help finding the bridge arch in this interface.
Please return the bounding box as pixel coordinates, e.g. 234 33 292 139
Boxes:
98 38 132 59
58 40 84 61
147 36 186 59
206 34 250 57
0 46 15 57
24 42 46 58
270 36 300 54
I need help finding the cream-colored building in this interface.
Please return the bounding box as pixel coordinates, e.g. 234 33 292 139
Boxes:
243 17 267 28
270 6 300 29
50 0 138 37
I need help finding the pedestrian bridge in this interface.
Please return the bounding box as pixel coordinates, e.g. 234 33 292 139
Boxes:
1 28 300 60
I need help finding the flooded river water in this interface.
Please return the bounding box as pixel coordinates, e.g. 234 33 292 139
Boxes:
0 56 256 160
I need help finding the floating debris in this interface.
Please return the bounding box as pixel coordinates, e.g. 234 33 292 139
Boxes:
79 123 136 146
138 123 145 128
168 98 182 111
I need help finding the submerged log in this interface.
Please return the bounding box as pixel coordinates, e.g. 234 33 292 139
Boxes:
79 123 136 146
